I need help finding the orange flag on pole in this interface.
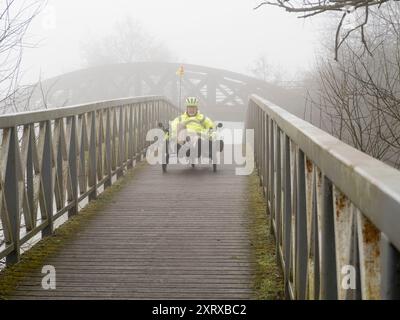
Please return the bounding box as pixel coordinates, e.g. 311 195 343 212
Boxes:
176 65 184 76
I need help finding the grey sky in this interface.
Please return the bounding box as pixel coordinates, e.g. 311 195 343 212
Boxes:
22 0 325 83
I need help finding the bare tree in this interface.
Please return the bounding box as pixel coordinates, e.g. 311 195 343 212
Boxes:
81 17 175 67
305 2 400 168
249 55 286 84
0 0 44 113
254 0 398 60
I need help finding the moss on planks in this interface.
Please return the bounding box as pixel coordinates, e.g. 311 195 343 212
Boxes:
248 170 284 300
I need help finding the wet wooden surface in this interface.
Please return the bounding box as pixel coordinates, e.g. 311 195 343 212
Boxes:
11 161 255 299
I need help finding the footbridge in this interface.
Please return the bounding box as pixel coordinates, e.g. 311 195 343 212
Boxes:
0 66 399 300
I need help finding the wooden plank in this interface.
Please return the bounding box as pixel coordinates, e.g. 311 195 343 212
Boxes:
10 163 256 299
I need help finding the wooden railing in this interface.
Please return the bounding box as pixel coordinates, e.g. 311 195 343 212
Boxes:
0 96 179 266
246 94 400 300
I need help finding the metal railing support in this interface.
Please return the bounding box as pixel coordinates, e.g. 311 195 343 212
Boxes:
4 127 20 266
0 96 179 266
246 94 400 300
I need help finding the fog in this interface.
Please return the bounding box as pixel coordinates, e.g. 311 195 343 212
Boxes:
21 0 324 84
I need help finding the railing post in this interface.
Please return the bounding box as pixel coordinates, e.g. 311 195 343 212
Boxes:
262 112 267 193
269 119 275 232
4 126 20 266
112 108 118 172
97 111 104 183
42 120 54 237
260 110 265 188
142 102 146 157
304 157 318 299
253 105 257 167
141 103 145 156
133 104 139 160
283 134 292 299
265 114 270 210
117 106 124 177
27 125 35 225
259 108 262 169
68 115 78 216
138 103 143 159
55 119 64 211
105 108 112 188
295 149 308 299
312 176 321 298
380 233 400 299
275 126 282 268
150 101 154 137
127 105 134 168
157 100 161 126
124 106 129 165
318 173 337 299
145 102 150 151
77 114 87 195
88 111 97 200
258 108 261 174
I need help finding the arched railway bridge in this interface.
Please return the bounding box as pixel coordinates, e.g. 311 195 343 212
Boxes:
19 62 305 121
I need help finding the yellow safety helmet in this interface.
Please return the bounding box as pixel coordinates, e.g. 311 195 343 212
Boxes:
185 97 199 107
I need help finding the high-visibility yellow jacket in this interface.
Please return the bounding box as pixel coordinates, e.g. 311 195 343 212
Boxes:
170 111 214 139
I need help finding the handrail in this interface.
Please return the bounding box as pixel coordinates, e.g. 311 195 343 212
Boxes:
0 96 179 266
246 94 400 300
0 96 169 127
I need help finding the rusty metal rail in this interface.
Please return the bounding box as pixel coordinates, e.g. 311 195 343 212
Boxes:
0 96 179 266
246 94 400 300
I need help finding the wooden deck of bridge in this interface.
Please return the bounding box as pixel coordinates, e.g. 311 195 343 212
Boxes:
10 161 256 299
